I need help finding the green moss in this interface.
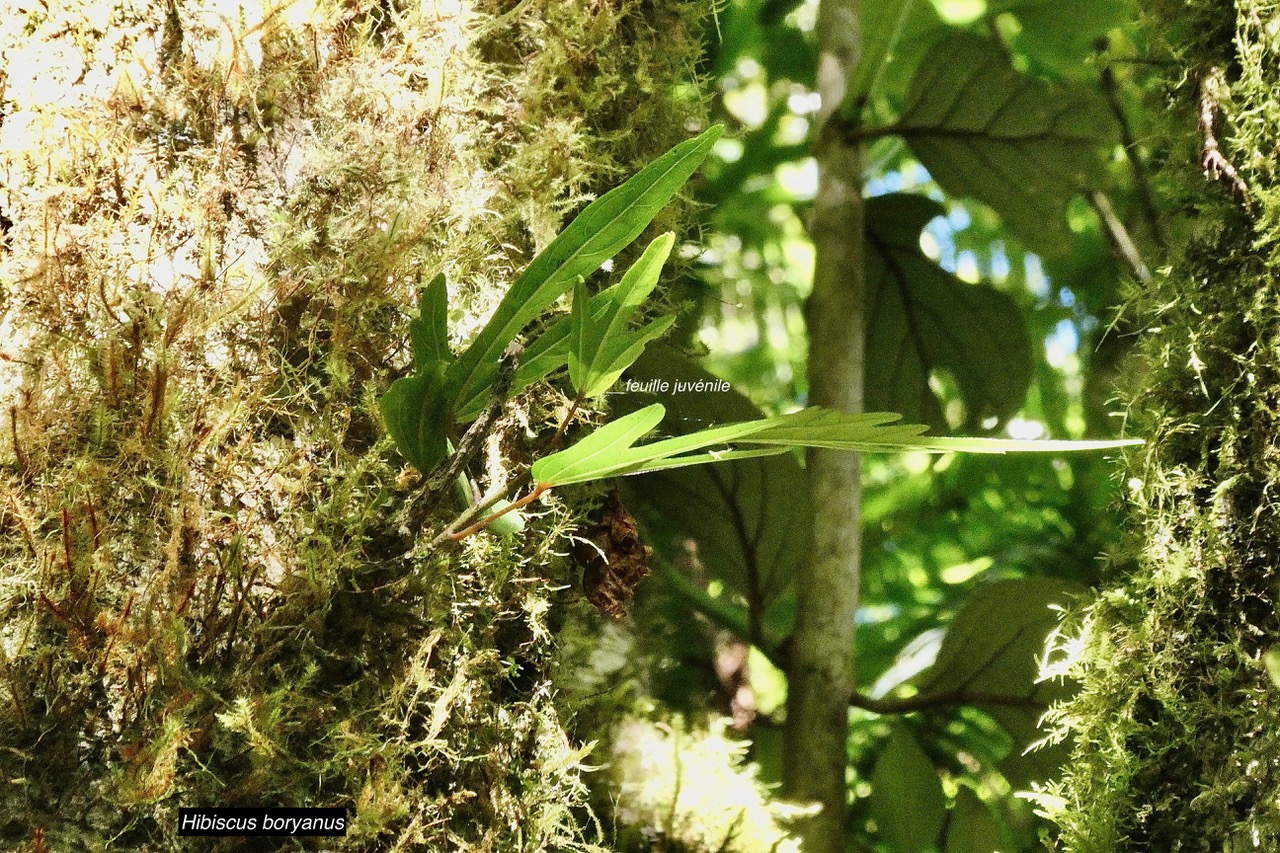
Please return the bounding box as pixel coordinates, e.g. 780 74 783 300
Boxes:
1037 2 1280 849
0 0 706 849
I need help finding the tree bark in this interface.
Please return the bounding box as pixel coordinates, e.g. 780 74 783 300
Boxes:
1045 2 1280 849
784 0 864 849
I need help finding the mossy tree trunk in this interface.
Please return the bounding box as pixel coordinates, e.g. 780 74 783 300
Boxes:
0 2 703 849
1042 2 1280 849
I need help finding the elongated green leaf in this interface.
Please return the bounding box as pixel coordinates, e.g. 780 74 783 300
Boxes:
870 726 947 853
866 193 1033 431
449 126 723 421
945 787 1005 853
380 366 450 475
531 403 1141 488
410 272 450 370
895 31 1113 252
569 276 592 392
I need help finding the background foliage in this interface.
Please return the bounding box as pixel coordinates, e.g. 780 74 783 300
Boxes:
0 0 1155 851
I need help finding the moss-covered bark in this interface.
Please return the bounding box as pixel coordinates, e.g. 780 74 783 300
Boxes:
0 2 704 849
1040 2 1280 849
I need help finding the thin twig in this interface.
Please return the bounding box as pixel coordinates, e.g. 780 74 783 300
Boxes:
1100 65 1165 249
1198 66 1251 207
849 688 1046 715
426 340 523 494
544 394 584 452
447 482 548 541
1089 190 1152 284
430 383 588 545
428 470 531 549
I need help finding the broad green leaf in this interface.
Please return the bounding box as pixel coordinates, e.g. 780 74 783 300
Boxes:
618 347 814 624
919 577 1084 786
865 193 1033 431
870 726 947 853
895 31 1114 253
410 272 450 370
945 787 1005 853
986 0 1135 74
449 125 722 421
849 0 920 106
380 365 450 475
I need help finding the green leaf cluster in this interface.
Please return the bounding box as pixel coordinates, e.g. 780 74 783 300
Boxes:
380 126 723 475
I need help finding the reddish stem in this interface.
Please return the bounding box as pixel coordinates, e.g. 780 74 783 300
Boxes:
448 483 551 541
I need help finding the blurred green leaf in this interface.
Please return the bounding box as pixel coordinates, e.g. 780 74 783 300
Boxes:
1264 648 1280 689
921 578 1080 696
449 125 722 421
919 577 1084 786
945 787 1005 853
988 0 1135 73
850 0 920 107
870 726 947 853
619 347 813 637
865 192 1034 431
893 31 1114 252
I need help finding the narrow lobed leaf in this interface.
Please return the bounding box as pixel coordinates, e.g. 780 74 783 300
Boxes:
449 126 723 421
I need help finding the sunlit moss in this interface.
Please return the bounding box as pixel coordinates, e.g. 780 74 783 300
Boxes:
0 0 705 848
610 712 815 853
1035 2 1280 849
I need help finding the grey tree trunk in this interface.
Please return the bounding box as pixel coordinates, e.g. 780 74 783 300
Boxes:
784 0 864 849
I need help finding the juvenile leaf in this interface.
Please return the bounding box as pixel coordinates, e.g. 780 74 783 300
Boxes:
870 727 947 853
569 233 678 397
380 366 450 475
865 193 1033 430
410 272 450 370
449 125 723 421
531 403 1140 488
531 405 671 487
896 31 1114 252
945 787 1005 853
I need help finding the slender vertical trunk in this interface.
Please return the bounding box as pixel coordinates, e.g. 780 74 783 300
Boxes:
784 0 863 849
